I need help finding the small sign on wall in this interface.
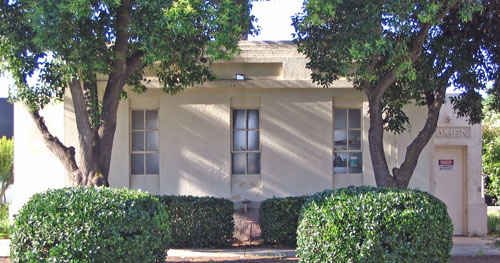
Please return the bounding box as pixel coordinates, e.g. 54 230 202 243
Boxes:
439 159 454 171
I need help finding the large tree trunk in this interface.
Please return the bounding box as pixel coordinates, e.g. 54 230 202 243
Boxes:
26 0 145 187
366 84 447 189
392 86 447 188
367 94 396 187
364 6 452 188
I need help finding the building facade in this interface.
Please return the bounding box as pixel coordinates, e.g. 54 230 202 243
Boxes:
12 41 486 235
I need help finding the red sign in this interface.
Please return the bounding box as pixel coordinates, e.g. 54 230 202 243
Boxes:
439 159 454 165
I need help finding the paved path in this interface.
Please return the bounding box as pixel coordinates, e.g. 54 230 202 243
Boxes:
167 248 296 258
451 237 500 256
1 237 499 258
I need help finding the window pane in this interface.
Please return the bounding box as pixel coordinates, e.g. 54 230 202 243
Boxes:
247 153 261 174
146 131 159 151
233 131 246 151
334 130 347 150
132 110 144 130
248 131 259 151
131 154 144 174
334 109 347 129
146 110 158 130
132 132 144 151
333 152 347 174
247 110 259 129
232 153 246 174
146 153 159 174
348 130 361 150
233 110 246 129
348 152 363 173
349 109 361 129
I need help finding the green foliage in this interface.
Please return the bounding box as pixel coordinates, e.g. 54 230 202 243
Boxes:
259 196 309 247
11 187 170 263
293 0 498 131
158 195 234 248
487 210 500 237
483 95 500 204
0 136 13 177
0 136 13 203
0 0 255 112
0 205 10 239
296 186 453 263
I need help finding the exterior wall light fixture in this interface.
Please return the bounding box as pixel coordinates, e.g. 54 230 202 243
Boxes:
236 74 245 80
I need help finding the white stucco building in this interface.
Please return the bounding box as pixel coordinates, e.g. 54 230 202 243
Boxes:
12 41 486 235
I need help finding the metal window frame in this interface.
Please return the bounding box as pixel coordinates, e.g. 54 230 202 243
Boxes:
130 109 160 176
333 107 363 175
230 108 261 175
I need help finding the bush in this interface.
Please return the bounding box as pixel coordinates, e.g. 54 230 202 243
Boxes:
488 210 500 236
259 196 309 247
0 137 13 206
297 186 453 263
11 187 169 262
158 195 234 248
483 126 500 205
0 205 10 239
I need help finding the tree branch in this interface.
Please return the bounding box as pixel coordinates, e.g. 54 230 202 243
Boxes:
98 0 131 184
29 109 83 185
125 51 145 80
410 6 452 62
392 83 448 188
69 79 95 144
373 5 453 98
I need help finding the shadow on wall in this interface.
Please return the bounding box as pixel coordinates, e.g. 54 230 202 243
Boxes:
160 89 336 199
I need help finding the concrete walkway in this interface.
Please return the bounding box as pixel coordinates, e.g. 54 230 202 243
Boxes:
1 237 499 258
167 248 296 258
451 237 500 256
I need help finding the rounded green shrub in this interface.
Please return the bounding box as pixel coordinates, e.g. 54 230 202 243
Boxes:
11 187 170 263
158 195 234 248
297 186 453 263
259 196 309 247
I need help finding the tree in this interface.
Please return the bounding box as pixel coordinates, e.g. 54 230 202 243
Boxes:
293 0 500 188
483 96 500 204
0 0 255 186
0 136 13 205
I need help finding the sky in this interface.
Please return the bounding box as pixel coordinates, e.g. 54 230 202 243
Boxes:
0 0 303 98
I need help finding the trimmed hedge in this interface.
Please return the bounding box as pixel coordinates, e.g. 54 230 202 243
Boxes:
158 195 234 248
297 186 453 263
259 196 309 247
11 187 169 263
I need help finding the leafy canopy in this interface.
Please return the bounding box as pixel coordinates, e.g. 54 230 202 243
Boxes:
0 0 255 111
293 0 498 133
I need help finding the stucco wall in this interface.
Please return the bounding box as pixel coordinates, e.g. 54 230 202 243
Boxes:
433 99 486 235
11 103 66 217
112 87 365 202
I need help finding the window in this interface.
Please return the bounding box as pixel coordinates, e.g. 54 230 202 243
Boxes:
231 109 260 174
131 110 159 175
333 108 362 174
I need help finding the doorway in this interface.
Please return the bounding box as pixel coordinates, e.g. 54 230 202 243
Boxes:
434 146 466 235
